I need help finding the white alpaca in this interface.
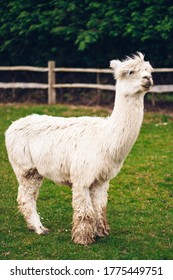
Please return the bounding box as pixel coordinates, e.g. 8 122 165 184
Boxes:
5 52 153 245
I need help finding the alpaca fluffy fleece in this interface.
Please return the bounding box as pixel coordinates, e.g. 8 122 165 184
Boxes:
5 52 153 245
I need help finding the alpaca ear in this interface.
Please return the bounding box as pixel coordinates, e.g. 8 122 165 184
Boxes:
136 52 145 60
110 60 121 71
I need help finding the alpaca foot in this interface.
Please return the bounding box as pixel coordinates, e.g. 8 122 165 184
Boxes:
28 225 50 235
96 220 110 237
72 217 95 245
72 231 95 245
36 226 50 235
38 227 50 235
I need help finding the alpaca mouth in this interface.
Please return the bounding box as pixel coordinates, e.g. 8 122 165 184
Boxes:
142 81 152 89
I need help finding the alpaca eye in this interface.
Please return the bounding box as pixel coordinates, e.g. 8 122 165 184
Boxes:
129 70 135 75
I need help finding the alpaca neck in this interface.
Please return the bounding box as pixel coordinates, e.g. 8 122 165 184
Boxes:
111 90 144 122
108 86 145 164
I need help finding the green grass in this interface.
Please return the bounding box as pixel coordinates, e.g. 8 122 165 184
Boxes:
0 104 173 260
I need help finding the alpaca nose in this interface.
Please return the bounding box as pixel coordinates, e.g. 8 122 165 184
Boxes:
143 76 150 81
142 75 153 88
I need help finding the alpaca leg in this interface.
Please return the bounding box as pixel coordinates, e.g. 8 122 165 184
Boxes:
17 168 49 235
72 185 95 245
90 182 110 237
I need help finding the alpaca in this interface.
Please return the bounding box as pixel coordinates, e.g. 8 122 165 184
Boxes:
5 52 153 245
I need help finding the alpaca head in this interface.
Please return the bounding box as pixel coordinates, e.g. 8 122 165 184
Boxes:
110 52 153 97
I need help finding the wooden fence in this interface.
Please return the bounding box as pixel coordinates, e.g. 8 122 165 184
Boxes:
0 61 173 105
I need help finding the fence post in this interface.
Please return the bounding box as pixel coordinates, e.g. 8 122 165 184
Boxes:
48 60 56 105
96 73 101 105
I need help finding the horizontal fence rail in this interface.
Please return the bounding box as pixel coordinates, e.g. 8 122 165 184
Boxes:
0 61 173 104
54 83 115 91
0 66 48 72
0 82 48 89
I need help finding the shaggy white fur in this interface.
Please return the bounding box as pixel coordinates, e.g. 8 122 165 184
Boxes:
5 52 153 245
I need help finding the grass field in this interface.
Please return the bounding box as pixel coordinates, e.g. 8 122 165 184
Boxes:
0 104 173 260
